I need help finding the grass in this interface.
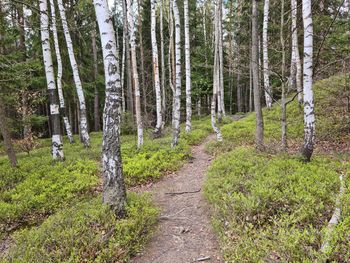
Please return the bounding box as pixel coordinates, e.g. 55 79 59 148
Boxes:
0 117 215 262
204 73 350 262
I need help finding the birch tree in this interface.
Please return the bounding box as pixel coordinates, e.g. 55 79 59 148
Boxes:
49 0 74 144
57 0 90 148
252 0 264 149
151 0 163 135
126 0 143 148
93 0 126 218
212 3 223 142
184 0 192 132
262 0 272 108
291 0 303 103
160 0 166 116
39 0 64 160
172 0 181 147
301 0 315 162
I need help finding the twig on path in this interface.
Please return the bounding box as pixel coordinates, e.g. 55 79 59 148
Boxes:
320 173 345 255
165 189 201 196
192 256 211 262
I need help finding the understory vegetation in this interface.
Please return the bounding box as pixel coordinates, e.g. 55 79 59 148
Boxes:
0 118 214 262
204 74 350 262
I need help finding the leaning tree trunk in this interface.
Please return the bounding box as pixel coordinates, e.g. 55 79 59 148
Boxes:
263 0 272 108
57 0 90 148
0 98 17 167
252 0 264 150
172 0 181 147
291 0 303 103
301 0 315 162
184 0 192 132
126 0 143 148
93 0 127 218
39 0 64 160
92 23 101 132
49 0 74 144
151 0 163 135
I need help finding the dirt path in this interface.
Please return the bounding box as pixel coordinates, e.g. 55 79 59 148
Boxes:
131 134 222 263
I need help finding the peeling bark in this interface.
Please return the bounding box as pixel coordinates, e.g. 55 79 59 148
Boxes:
93 0 127 218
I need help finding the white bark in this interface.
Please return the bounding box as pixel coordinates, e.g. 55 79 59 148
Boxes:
172 0 181 147
291 0 303 103
151 0 163 134
93 0 126 217
39 0 64 160
301 0 315 161
57 0 90 148
160 0 166 116
49 0 74 144
121 12 126 113
126 0 143 148
184 0 192 132
263 0 272 108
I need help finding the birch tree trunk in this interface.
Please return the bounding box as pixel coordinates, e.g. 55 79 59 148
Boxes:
92 23 101 132
280 0 287 150
184 0 192 132
126 0 143 148
151 0 163 135
0 98 17 168
301 0 315 162
218 0 225 118
263 0 272 108
252 0 264 150
137 0 148 116
39 0 64 160
172 0 181 147
49 0 74 144
160 0 166 118
291 0 303 103
57 0 90 148
93 0 126 218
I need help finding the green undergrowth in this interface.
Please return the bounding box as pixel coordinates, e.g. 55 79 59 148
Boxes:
204 147 347 261
5 193 158 263
0 117 213 251
207 73 350 155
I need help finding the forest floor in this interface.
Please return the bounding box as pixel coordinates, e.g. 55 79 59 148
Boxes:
131 134 222 263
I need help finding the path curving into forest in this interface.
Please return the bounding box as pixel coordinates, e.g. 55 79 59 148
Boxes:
131 134 222 263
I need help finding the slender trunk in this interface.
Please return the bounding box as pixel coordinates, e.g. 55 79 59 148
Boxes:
126 0 143 148
49 0 74 144
281 0 287 150
160 0 166 118
57 0 90 147
151 0 163 134
301 0 315 162
122 0 134 116
263 0 272 108
39 0 64 160
0 99 17 167
197 98 201 116
291 0 303 103
137 0 148 116
218 0 225 118
172 0 181 147
212 0 223 141
168 0 175 124
252 0 264 150
249 60 253 112
92 23 101 132
184 0 192 132
93 0 126 218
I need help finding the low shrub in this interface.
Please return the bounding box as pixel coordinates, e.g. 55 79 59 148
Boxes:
205 147 341 261
6 193 158 263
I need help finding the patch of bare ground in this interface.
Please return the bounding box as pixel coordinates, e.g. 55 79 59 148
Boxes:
131 134 222 263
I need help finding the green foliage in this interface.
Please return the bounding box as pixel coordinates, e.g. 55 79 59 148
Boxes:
6 193 158 263
0 158 98 230
205 147 342 262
